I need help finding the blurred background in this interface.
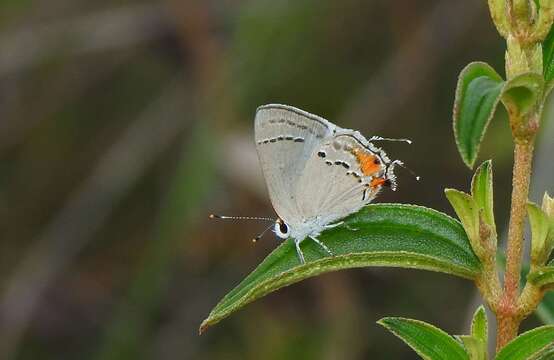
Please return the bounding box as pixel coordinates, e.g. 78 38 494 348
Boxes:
1 0 553 359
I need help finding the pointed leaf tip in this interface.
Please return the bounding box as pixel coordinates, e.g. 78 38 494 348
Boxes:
528 202 552 265
455 305 487 360
471 160 496 233
444 189 480 244
542 192 554 218
470 305 488 343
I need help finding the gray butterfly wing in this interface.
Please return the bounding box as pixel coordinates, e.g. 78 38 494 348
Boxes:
295 131 386 225
255 104 334 225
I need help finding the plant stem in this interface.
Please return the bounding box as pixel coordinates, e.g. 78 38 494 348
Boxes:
496 312 520 350
496 139 535 350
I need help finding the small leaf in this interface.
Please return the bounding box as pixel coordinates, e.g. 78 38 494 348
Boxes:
528 265 554 288
542 193 554 256
487 0 510 38
471 160 496 233
536 292 554 324
502 72 545 120
200 204 481 333
542 11 554 88
457 306 487 360
470 305 488 344
495 325 554 360
453 62 504 168
445 189 480 249
543 192 554 218
459 336 485 360
530 0 554 44
529 202 552 265
378 317 469 360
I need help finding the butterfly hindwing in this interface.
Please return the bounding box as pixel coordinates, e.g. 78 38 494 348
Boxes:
295 132 387 225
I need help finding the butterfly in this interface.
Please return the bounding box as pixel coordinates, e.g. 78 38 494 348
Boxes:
251 104 413 263
212 104 412 264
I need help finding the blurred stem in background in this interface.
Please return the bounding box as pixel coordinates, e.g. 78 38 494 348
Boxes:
97 1 225 358
0 79 191 359
95 122 215 360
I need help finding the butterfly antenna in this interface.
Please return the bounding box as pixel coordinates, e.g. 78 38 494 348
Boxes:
209 214 275 222
252 223 275 243
368 136 412 144
390 160 421 181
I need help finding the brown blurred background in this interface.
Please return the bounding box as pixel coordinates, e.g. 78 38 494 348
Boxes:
1 0 553 359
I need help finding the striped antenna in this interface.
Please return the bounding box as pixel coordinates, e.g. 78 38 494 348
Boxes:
209 214 274 222
209 214 276 244
252 223 275 243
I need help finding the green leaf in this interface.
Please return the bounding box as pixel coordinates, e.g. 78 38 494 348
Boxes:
453 62 504 168
378 317 469 360
543 18 554 88
542 192 554 258
470 305 488 344
471 160 497 232
457 306 487 360
445 189 480 245
453 62 543 167
529 343 554 360
529 202 552 265
488 0 510 37
501 73 544 121
200 204 481 333
543 192 554 218
495 325 554 360
459 336 485 360
536 292 554 324
528 266 554 288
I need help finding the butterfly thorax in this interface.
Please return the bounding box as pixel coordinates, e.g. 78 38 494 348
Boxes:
281 217 328 243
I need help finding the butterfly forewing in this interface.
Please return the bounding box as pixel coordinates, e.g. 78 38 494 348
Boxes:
254 104 333 225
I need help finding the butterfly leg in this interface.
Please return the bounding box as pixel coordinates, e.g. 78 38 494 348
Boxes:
309 236 334 257
325 221 358 232
325 221 343 228
294 239 306 264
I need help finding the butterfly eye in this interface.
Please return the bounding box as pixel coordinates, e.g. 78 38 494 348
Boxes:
274 220 290 239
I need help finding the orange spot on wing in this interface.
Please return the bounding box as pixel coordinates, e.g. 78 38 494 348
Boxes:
370 177 387 189
352 148 382 176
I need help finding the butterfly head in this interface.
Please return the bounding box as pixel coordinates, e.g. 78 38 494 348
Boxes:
383 160 400 191
274 218 290 239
